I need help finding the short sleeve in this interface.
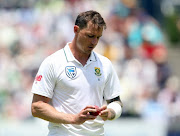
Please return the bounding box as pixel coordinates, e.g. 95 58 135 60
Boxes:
31 57 56 98
103 61 122 100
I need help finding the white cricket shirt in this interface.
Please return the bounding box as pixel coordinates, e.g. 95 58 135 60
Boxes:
31 43 121 136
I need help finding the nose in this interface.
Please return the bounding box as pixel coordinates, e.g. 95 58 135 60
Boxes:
91 38 98 45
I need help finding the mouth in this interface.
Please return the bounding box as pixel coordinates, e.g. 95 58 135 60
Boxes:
88 46 94 49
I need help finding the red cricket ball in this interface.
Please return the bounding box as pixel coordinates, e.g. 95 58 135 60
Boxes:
90 105 100 116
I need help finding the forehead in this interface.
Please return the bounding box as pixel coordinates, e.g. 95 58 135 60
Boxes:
81 21 103 35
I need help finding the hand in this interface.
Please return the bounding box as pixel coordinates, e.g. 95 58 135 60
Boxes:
99 105 115 121
73 105 98 125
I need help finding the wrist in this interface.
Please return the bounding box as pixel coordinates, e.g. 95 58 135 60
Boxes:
108 108 116 120
107 102 122 120
71 114 78 124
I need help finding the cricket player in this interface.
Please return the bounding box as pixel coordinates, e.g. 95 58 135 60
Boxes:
31 10 123 136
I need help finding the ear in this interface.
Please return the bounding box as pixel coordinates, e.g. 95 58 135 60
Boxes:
74 25 80 33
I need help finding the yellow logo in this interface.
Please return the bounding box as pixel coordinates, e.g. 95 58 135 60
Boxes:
94 67 101 76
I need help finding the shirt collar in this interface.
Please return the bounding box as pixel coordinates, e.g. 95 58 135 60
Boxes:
88 51 97 62
63 42 75 62
63 43 97 62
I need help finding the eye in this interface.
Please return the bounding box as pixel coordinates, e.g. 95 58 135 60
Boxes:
97 35 102 39
88 35 94 38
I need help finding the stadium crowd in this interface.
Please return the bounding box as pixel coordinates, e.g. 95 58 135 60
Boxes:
0 0 180 130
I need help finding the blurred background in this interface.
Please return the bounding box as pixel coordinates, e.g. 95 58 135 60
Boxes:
0 0 180 136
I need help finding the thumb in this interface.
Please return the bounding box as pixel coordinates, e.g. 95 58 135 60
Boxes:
99 105 107 111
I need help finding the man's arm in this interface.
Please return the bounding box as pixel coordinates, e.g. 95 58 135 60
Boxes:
99 96 123 121
31 94 97 125
106 96 123 120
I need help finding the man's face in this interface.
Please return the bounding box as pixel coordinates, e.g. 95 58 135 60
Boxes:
76 21 103 55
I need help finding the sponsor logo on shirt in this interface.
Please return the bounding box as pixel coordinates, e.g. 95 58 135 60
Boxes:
35 75 42 81
35 75 42 84
94 67 101 76
65 66 77 79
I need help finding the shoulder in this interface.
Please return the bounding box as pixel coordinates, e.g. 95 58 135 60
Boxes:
43 49 65 63
40 48 65 70
48 49 64 61
94 52 112 66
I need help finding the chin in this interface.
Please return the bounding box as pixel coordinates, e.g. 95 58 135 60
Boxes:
84 50 92 55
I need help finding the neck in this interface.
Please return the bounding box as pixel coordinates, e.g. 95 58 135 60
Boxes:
69 40 90 66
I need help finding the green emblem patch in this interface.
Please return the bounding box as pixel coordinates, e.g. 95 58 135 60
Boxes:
95 67 101 76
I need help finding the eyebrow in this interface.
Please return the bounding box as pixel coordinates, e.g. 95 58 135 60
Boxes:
87 32 102 37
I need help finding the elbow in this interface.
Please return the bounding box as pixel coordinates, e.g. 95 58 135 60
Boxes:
31 104 37 117
31 102 41 117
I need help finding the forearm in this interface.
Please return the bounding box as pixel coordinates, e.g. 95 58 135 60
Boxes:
107 101 122 120
31 101 75 124
107 101 121 119
106 96 123 120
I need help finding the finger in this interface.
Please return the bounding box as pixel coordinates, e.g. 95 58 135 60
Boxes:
81 112 97 120
99 113 108 121
99 109 108 116
99 105 107 111
83 108 97 115
99 111 108 117
83 105 96 110
81 105 95 115
100 116 108 121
